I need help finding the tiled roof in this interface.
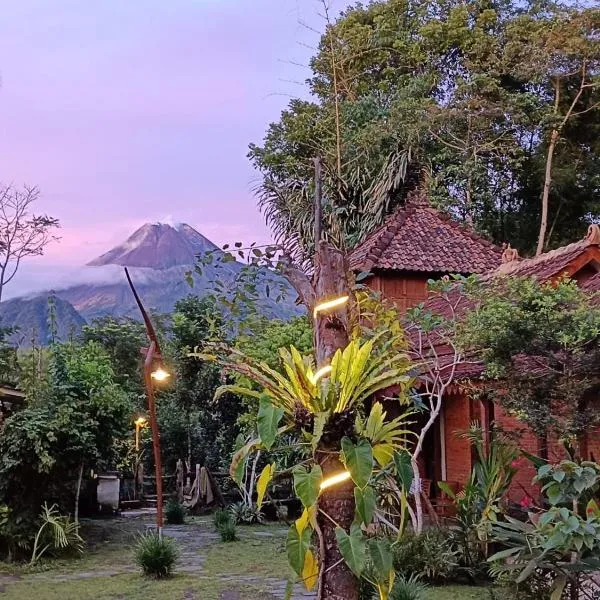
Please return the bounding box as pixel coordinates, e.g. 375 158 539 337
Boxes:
349 191 502 274
494 225 600 280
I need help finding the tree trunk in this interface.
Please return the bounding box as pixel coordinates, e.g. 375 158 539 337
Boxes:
536 128 559 256
74 461 84 529
317 449 358 600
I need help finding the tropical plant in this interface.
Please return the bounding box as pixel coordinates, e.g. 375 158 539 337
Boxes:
439 426 518 571
30 503 84 565
389 574 429 600
196 333 414 598
164 499 186 525
134 532 178 578
489 462 600 599
214 508 231 531
218 518 238 543
228 502 264 525
392 529 460 584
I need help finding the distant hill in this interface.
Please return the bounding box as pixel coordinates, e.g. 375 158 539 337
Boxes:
1 223 301 345
0 296 86 346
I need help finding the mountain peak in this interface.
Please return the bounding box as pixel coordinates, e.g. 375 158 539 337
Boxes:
87 222 218 269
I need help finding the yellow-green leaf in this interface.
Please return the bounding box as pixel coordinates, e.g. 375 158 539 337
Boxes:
302 549 319 591
256 463 275 510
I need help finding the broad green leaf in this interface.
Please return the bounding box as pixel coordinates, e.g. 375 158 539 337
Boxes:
302 549 319 591
341 437 373 489
230 439 260 485
294 465 322 508
394 451 414 492
256 463 275 510
368 537 393 584
257 396 284 450
287 523 311 576
354 486 376 526
335 524 366 577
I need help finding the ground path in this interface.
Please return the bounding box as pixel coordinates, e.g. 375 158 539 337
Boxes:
0 513 315 600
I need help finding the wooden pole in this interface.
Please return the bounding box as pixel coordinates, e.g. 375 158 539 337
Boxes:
144 341 164 536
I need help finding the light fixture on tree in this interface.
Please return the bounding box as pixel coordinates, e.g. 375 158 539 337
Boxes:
320 470 351 491
310 365 332 385
313 295 349 318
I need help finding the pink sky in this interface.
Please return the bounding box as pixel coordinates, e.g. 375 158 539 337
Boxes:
0 0 353 295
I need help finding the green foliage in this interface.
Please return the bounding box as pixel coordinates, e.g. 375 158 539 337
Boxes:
535 461 600 507
228 502 264 525
489 461 600 598
164 499 186 525
250 0 600 259
293 465 322 509
30 503 84 565
460 277 600 443
0 339 132 520
213 508 231 531
257 397 284 451
218 518 237 543
341 437 374 489
390 574 429 600
134 532 178 578
392 529 460 584
287 522 312 576
354 486 376 527
336 524 367 577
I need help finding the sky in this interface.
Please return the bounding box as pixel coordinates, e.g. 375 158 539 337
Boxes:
0 0 353 297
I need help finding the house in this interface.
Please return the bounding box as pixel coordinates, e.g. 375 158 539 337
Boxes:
350 191 600 504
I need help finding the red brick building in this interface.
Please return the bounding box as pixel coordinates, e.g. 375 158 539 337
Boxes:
350 192 600 504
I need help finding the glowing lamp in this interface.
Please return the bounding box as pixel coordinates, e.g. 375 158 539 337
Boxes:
320 470 352 491
135 416 147 427
310 365 332 385
313 295 349 318
151 368 170 382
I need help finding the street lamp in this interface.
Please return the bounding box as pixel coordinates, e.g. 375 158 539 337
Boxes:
134 416 147 452
125 267 171 538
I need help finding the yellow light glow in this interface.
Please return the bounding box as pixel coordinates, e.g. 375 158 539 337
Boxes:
310 365 332 385
319 471 352 491
135 416 147 427
151 368 170 382
313 295 350 318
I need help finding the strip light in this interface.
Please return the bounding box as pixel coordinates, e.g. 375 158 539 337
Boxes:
320 471 352 491
310 365 332 385
313 295 350 318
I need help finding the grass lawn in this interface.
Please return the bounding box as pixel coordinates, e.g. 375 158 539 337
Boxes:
0 516 503 600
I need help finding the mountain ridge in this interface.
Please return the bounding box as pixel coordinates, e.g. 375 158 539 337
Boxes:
1 222 301 345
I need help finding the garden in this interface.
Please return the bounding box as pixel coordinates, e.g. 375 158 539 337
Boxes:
0 1 599 599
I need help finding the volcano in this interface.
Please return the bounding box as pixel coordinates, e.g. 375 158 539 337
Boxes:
1 223 301 345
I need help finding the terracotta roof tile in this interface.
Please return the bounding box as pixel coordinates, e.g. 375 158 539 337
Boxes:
494 225 600 280
350 191 502 274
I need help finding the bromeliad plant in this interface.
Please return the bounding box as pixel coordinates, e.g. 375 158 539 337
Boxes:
197 334 414 600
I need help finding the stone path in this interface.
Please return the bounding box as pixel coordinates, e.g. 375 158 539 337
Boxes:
0 519 316 600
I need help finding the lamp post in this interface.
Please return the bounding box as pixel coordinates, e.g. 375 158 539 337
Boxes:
125 267 170 538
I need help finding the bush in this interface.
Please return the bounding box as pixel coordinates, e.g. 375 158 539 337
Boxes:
135 531 178 578
392 528 460 584
214 508 231 531
228 502 264 525
164 499 186 525
390 575 428 600
218 518 238 542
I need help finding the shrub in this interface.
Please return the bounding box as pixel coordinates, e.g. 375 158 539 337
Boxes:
390 574 428 600
164 499 186 525
228 502 264 525
392 528 459 584
214 508 231 531
135 531 178 578
218 519 237 542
